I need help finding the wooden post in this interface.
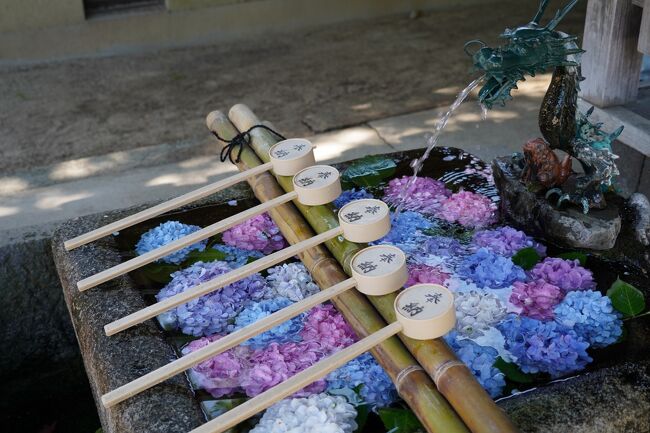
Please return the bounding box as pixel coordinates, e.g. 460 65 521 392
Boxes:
638 0 650 55
581 0 644 106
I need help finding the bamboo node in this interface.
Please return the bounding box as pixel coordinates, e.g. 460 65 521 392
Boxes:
433 360 467 386
395 364 425 393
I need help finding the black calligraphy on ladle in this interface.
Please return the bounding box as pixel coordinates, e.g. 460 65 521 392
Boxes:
402 302 424 317
379 253 396 263
274 149 289 158
344 211 363 222
425 292 442 304
317 171 332 179
365 205 381 215
357 261 378 274
297 177 315 187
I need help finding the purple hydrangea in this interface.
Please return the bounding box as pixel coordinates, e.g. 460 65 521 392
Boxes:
234 297 305 349
212 244 263 268
498 315 592 377
554 290 623 348
383 176 452 214
135 221 207 264
421 236 467 258
333 188 374 209
458 248 526 289
406 263 450 287
529 258 596 293
445 331 506 398
300 304 357 353
326 353 398 409
265 262 320 301
437 191 498 228
372 211 433 255
509 280 564 321
156 260 269 336
222 213 287 254
471 226 546 257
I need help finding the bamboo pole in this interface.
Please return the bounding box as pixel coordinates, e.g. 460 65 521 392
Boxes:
226 104 520 433
208 111 469 433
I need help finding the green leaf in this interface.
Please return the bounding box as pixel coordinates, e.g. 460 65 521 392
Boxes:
140 263 179 284
342 155 396 188
607 278 646 317
557 251 588 266
183 248 228 266
378 407 423 433
511 247 542 270
494 357 535 384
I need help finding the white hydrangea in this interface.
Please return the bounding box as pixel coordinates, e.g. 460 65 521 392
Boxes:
266 263 320 301
455 291 507 337
250 394 358 433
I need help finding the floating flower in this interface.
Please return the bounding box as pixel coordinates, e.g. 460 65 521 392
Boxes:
509 280 563 321
326 353 398 409
445 332 505 398
136 221 207 264
212 244 263 268
266 262 321 301
529 258 595 293
471 226 546 257
421 236 467 258
437 190 498 228
182 335 252 398
222 213 287 254
383 176 452 214
406 263 450 287
554 290 623 348
250 394 358 433
458 248 526 289
156 260 268 336
372 211 433 255
333 188 374 209
234 297 305 348
498 315 592 377
242 341 327 397
300 304 357 353
455 291 507 337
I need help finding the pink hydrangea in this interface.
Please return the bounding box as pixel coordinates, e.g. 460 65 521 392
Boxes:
222 213 287 254
437 190 498 228
405 264 450 287
383 176 451 214
529 258 596 293
182 335 253 398
510 280 564 321
242 341 327 397
300 304 357 353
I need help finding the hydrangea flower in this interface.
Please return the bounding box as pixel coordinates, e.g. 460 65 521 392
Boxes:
372 211 433 255
250 394 358 433
529 258 596 293
242 341 327 397
471 226 546 257
445 332 505 398
326 353 398 409
300 304 357 353
406 263 450 287
509 280 563 321
182 335 253 398
136 221 207 264
421 236 467 258
383 175 452 214
266 262 321 301
234 297 305 348
455 291 507 337
554 290 623 348
498 315 592 377
458 248 526 289
437 190 498 228
333 188 374 209
156 260 268 336
212 244 263 268
222 213 287 254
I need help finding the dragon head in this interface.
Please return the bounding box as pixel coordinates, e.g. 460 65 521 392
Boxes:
465 0 584 108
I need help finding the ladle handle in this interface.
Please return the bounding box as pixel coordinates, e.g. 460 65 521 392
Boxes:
103 226 343 335
77 191 297 292
190 321 403 433
101 278 356 408
64 162 273 251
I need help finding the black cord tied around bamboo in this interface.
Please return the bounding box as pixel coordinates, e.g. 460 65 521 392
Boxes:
212 125 286 164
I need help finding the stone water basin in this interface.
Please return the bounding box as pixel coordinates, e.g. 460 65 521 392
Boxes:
52 148 650 433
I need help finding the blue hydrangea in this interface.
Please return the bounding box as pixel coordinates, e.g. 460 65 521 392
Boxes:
445 331 505 398
554 290 623 348
457 248 526 289
233 297 305 348
136 221 207 264
334 188 374 209
498 315 592 377
156 260 269 336
372 211 433 254
326 353 398 409
212 244 263 268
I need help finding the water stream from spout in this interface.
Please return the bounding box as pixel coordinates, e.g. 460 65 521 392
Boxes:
394 75 486 216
